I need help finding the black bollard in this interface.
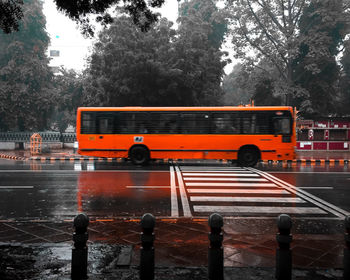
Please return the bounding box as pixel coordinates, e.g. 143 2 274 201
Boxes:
276 214 292 280
344 216 350 280
208 213 224 280
71 213 89 279
140 213 156 280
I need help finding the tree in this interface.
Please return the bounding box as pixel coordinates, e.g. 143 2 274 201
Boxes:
225 0 349 108
339 39 350 116
292 0 349 117
0 0 55 131
172 0 229 105
222 64 252 105
52 68 84 132
222 61 282 106
0 0 23 33
83 1 229 107
83 16 182 106
0 0 166 36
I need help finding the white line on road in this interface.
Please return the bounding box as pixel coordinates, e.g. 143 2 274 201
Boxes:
126 186 173 189
299 187 334 190
187 189 290 194
248 168 350 217
182 173 259 177
180 167 245 171
170 166 179 218
193 205 327 214
175 166 192 217
180 170 253 173
0 186 34 189
184 177 267 182
185 182 276 187
190 196 306 203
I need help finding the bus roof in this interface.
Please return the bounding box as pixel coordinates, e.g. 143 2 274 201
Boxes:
77 106 293 112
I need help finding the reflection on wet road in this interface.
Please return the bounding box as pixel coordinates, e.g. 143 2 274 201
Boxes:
0 159 349 221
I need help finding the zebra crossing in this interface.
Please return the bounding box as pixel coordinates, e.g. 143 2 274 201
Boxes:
172 165 347 219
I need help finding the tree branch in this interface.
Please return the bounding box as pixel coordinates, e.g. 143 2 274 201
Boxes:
246 0 289 66
237 17 286 80
259 0 285 32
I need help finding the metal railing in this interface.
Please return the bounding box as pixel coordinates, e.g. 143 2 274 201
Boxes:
0 132 76 143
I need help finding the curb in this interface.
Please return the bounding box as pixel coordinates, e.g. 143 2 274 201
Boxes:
1 154 350 166
27 157 350 166
259 159 349 166
0 153 26 161
29 156 126 162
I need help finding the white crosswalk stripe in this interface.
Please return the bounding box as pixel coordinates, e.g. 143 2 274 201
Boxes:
190 197 306 203
175 165 336 218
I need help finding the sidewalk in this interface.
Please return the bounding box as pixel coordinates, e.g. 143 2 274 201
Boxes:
0 218 346 279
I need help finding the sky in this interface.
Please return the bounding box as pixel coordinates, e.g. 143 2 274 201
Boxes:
43 0 234 73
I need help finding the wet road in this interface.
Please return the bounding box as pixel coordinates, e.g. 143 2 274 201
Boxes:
0 159 349 221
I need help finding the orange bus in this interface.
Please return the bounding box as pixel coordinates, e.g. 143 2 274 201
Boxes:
76 106 296 166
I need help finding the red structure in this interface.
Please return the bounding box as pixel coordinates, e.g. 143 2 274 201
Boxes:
297 119 350 151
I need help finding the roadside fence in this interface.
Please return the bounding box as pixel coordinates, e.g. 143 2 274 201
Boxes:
69 213 350 280
0 132 76 143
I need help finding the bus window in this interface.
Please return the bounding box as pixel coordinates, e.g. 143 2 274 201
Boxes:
212 113 238 134
119 113 136 133
255 113 271 134
242 113 255 134
97 116 114 134
81 112 96 134
181 113 210 134
273 118 291 135
149 113 179 134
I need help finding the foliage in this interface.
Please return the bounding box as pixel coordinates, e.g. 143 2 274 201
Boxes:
52 68 84 132
221 64 251 105
0 0 23 33
175 0 229 105
0 0 165 36
339 39 350 116
83 0 229 107
292 0 348 117
0 0 55 131
222 61 282 106
225 0 350 114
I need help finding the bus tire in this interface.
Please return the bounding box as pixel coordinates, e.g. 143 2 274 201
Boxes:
130 146 150 165
238 147 259 167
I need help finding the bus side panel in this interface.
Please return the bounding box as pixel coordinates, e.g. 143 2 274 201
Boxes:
78 133 295 160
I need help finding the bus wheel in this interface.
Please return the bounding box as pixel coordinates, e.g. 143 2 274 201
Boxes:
238 148 259 167
130 146 150 165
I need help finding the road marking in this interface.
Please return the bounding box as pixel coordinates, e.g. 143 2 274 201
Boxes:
87 163 95 171
180 167 245 171
248 167 350 218
300 187 334 190
267 172 350 174
187 189 290 194
126 186 173 189
175 166 191 217
183 177 267 182
190 196 306 203
193 205 327 214
182 173 259 177
185 182 276 187
180 170 253 173
170 166 179 217
0 186 34 189
74 163 82 171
